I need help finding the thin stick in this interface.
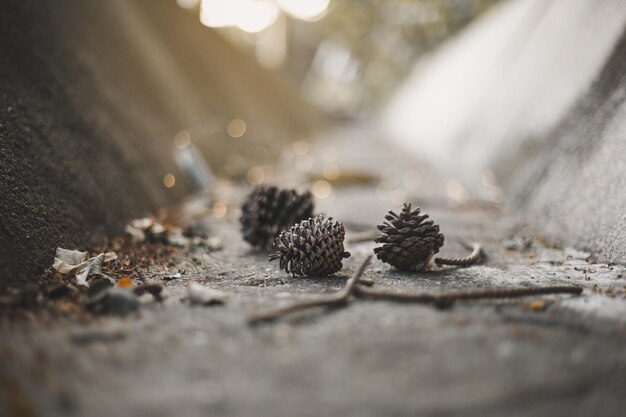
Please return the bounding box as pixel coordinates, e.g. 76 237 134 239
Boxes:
248 255 372 325
355 284 582 308
435 242 483 267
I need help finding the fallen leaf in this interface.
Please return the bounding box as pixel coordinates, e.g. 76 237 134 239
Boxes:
117 277 134 288
51 248 118 286
52 248 88 274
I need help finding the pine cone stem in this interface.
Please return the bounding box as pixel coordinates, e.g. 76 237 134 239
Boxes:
434 242 483 267
248 255 372 325
355 284 582 309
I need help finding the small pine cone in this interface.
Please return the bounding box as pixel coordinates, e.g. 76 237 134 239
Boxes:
269 216 351 276
240 185 314 248
374 203 444 271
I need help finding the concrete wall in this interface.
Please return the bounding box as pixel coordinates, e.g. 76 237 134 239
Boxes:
510 32 626 264
381 0 626 263
0 0 321 285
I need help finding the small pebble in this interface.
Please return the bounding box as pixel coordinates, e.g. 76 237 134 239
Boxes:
87 278 113 300
134 284 164 301
87 287 139 316
188 283 226 306
48 283 72 299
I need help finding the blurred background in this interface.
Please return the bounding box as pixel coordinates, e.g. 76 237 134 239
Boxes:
1 0 626 283
3 5 626 416
182 0 499 114
168 0 501 186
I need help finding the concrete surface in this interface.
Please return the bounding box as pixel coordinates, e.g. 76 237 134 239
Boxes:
1 130 625 417
0 0 322 285
2 1 626 415
509 30 626 266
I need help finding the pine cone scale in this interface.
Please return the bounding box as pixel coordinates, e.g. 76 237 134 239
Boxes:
270 216 350 277
240 186 314 249
374 204 444 271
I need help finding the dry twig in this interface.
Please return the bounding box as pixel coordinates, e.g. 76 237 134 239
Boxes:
355 284 582 308
435 242 483 267
248 255 372 325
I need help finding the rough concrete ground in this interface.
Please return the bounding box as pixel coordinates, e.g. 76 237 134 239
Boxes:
1 129 625 417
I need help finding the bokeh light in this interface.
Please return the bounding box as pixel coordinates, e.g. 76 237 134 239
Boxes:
177 0 199 10
446 179 469 205
246 166 265 184
237 1 279 33
163 174 176 188
200 0 237 27
212 201 227 217
174 130 191 149
489 186 503 203
200 0 282 32
227 118 247 138
277 0 330 21
312 179 332 199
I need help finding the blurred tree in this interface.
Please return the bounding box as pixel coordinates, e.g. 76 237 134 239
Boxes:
295 0 501 113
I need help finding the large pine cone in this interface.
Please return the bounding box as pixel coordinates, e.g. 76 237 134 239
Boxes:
240 185 314 249
374 203 444 271
269 216 351 276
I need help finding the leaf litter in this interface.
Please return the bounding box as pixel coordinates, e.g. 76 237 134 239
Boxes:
1 202 223 320
52 248 118 286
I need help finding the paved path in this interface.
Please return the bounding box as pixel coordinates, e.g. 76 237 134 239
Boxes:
1 127 625 417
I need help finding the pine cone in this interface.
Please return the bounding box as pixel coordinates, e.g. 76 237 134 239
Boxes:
269 216 351 276
240 185 314 248
374 203 444 271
